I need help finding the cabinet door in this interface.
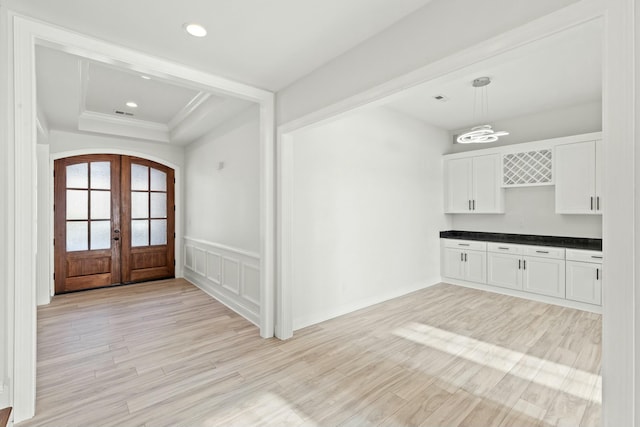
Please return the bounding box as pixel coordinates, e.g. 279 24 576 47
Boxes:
464 250 487 283
444 158 472 213
555 141 597 214
566 261 602 305
442 248 465 280
595 139 603 212
472 154 504 213
487 252 522 290
522 256 565 298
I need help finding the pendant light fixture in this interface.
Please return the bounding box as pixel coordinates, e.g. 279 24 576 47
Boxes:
456 77 509 144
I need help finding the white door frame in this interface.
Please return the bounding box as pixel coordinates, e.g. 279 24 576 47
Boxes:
11 14 275 422
276 0 636 425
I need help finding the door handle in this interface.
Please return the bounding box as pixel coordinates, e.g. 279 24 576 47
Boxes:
597 196 600 210
518 259 521 269
472 200 475 210
461 253 464 262
468 200 472 210
591 196 594 211
597 268 600 280
464 253 467 262
523 260 526 270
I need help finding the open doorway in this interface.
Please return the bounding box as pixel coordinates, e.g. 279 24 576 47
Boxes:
10 15 275 422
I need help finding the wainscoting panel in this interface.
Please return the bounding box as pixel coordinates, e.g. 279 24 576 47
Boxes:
194 248 206 276
183 237 260 325
222 258 240 294
242 263 260 305
206 252 221 285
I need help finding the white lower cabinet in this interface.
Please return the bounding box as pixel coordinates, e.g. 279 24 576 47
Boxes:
487 244 565 297
442 238 601 309
565 249 603 305
522 256 565 298
487 252 522 290
442 240 487 283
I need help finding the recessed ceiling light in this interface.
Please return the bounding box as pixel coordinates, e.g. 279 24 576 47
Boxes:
184 23 207 37
140 75 151 80
125 101 138 108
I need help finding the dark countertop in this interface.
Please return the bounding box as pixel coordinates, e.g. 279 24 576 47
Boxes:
440 230 602 251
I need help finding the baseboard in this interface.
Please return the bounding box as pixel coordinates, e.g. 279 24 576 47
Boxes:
441 277 602 314
293 278 441 331
184 270 260 326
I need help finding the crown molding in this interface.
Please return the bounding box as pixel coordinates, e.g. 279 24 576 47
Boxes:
78 110 170 142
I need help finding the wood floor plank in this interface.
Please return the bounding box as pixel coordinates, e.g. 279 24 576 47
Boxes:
17 280 601 427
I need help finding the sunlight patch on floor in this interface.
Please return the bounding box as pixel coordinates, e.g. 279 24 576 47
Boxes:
393 322 601 403
203 392 312 427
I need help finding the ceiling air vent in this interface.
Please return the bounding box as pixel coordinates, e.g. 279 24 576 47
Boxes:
114 110 134 117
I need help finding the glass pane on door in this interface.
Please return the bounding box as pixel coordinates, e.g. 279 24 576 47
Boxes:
67 221 88 251
65 161 114 252
90 221 111 250
66 163 88 188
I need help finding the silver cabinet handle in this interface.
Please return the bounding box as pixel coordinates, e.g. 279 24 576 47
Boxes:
498 247 509 250
523 260 526 270
468 200 472 210
591 196 594 210
472 200 476 210
461 253 464 261
518 259 521 269
591 256 603 259
536 250 549 254
464 253 467 262
597 268 600 280
597 196 600 210
458 243 470 246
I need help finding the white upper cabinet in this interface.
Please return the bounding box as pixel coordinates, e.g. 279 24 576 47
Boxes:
555 140 603 214
444 154 504 214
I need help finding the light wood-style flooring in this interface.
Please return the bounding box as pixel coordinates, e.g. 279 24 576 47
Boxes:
18 279 601 427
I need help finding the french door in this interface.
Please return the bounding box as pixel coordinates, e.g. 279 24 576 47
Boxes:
54 154 175 293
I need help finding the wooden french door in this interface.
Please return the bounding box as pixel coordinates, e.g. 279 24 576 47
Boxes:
54 155 175 293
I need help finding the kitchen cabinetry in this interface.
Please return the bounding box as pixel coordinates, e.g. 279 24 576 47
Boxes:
444 154 504 214
566 249 603 305
487 243 565 298
555 140 603 214
442 239 486 283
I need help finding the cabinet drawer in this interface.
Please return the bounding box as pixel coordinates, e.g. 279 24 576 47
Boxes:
487 242 524 255
442 239 486 251
566 249 603 263
522 246 565 260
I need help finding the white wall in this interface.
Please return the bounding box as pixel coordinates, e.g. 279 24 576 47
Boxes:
36 144 51 306
277 0 579 125
291 107 450 329
48 129 185 166
182 106 261 326
184 106 260 253
0 4 11 407
446 101 603 238
451 186 602 238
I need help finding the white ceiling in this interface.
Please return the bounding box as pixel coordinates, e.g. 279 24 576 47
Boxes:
36 46 255 144
6 0 434 91
31 5 601 145
384 19 602 131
